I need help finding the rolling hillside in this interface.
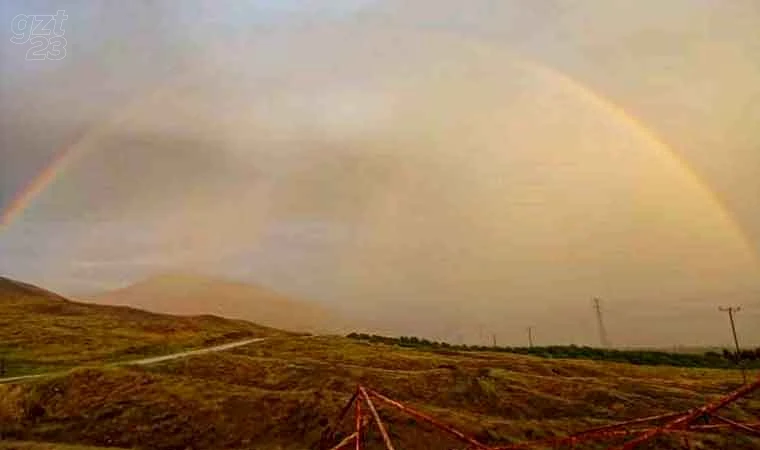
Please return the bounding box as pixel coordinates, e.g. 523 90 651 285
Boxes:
0 275 284 377
85 273 347 334
1 337 758 449
0 277 758 449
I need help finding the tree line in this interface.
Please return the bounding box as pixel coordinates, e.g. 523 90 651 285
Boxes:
346 332 760 369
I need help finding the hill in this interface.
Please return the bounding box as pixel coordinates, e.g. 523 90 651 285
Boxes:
85 273 346 334
2 336 759 449
0 275 284 378
1 276 758 449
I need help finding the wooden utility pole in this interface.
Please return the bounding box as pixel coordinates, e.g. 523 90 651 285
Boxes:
593 298 611 348
527 327 534 348
492 334 496 347
719 306 746 384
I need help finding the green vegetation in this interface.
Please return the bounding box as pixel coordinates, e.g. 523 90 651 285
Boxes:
2 336 758 449
1 277 758 449
347 332 760 370
0 276 286 378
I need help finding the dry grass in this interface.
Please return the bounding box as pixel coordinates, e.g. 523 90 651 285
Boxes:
1 277 758 449
0 441 129 449
0 276 287 377
2 336 758 449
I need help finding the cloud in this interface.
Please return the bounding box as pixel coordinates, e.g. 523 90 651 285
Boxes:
1 1 759 345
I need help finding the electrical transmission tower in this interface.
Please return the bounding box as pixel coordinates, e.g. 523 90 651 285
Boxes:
719 306 746 384
527 326 534 348
593 298 610 348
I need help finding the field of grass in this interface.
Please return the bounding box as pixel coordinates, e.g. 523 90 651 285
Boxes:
0 276 287 378
346 333 760 370
0 441 127 450
1 335 758 449
1 276 758 449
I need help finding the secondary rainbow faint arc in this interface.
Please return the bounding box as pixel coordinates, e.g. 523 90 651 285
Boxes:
0 52 756 263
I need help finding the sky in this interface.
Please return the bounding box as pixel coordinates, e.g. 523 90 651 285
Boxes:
1 0 759 346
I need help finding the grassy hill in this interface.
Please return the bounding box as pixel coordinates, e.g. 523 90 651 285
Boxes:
85 273 347 334
0 276 758 449
0 275 285 377
2 336 759 449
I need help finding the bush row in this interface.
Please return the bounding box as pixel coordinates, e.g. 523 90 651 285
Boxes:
346 333 760 369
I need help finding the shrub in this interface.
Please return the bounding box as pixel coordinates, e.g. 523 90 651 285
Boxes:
344 333 760 369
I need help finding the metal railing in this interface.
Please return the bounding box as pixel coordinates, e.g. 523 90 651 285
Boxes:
321 375 760 449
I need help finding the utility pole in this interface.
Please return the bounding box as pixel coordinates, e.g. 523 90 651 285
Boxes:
527 327 534 348
593 298 610 348
492 334 497 347
719 306 746 384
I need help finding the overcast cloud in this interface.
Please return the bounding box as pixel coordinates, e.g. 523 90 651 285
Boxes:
1 0 759 346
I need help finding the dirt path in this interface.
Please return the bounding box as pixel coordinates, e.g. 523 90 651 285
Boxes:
0 338 265 383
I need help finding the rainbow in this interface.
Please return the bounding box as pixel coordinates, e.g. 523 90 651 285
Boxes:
0 64 188 229
0 123 109 228
0 41 756 263
517 56 759 260
1 146 69 227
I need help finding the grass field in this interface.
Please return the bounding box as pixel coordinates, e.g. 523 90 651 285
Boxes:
0 276 286 377
346 333 760 370
0 442 125 450
1 335 758 449
1 276 758 449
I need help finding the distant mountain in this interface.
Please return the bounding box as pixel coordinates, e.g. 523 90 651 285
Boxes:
84 273 346 334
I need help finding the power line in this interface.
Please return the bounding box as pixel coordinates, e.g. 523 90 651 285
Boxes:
527 326 534 348
593 298 610 348
719 306 746 384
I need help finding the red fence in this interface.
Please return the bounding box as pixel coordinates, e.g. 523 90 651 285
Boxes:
320 375 760 449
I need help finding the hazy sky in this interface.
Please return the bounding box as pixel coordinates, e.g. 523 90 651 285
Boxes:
1 0 759 346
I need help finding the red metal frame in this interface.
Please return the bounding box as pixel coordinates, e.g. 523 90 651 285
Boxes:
611 375 760 450
322 376 760 450
355 398 363 450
